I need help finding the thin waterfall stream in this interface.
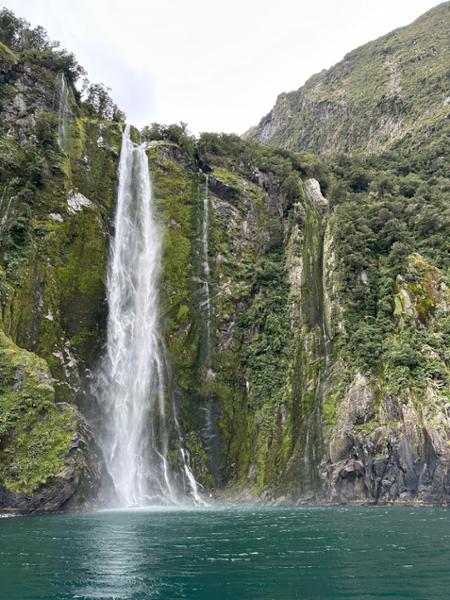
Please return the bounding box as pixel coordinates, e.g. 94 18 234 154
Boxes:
56 72 70 151
201 174 212 360
198 174 221 483
302 314 330 494
200 175 214 451
96 125 204 507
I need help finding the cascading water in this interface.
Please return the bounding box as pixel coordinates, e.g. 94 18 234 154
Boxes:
201 175 212 361
56 73 70 151
97 125 204 507
302 265 330 495
198 174 220 482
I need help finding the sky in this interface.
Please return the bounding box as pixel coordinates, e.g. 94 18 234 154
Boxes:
3 0 444 134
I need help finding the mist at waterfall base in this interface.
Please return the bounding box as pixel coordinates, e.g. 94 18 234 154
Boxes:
95 125 203 507
2 505 450 599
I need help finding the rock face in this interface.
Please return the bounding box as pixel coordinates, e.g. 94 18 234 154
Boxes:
150 132 450 505
245 2 450 155
321 255 450 504
0 14 120 511
145 134 336 496
0 332 107 512
323 379 450 504
0 406 107 513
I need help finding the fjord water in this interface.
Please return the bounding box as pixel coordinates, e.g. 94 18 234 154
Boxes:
1 506 449 599
96 125 200 506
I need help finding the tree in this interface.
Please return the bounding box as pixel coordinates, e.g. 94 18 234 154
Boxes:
83 83 124 121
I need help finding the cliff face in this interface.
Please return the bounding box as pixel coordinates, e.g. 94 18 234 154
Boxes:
322 255 450 504
150 135 333 497
0 8 449 510
245 2 450 156
0 17 120 510
144 130 450 504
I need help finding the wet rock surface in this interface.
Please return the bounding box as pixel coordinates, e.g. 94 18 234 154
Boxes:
322 376 450 504
0 401 108 514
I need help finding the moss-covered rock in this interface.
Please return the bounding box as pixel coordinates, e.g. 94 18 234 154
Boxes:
0 331 104 511
0 23 119 509
323 254 450 503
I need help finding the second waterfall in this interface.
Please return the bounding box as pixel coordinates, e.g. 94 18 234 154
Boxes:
97 125 201 507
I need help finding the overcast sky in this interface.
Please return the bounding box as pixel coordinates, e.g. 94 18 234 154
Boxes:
3 0 444 134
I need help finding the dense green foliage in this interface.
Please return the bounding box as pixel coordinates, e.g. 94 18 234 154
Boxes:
328 133 450 394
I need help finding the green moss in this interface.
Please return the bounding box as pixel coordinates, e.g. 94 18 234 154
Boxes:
354 419 380 434
213 167 248 193
393 294 403 317
0 94 121 399
0 39 18 69
403 256 440 323
185 431 214 489
322 391 339 428
0 331 75 493
149 147 200 388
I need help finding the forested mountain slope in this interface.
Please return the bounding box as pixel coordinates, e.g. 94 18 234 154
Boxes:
245 2 450 156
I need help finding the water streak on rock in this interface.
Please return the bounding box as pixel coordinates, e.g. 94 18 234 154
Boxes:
56 73 70 151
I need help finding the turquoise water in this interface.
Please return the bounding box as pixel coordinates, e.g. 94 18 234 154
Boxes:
1 505 449 599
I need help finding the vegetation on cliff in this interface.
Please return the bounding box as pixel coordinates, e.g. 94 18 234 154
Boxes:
246 1 450 157
0 10 120 509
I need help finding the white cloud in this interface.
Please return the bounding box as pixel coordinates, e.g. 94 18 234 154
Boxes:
3 0 443 134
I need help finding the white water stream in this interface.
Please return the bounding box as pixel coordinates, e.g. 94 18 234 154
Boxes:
199 175 218 476
201 175 212 360
97 125 204 507
56 73 70 151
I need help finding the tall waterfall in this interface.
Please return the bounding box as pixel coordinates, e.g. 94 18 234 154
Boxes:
201 175 212 363
301 180 330 495
198 174 220 483
97 125 203 507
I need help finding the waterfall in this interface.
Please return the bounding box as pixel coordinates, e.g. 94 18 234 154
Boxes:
198 174 219 480
56 73 70 151
302 325 329 495
201 175 212 366
97 125 203 507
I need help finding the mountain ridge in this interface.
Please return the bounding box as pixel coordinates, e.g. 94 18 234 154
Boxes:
245 1 450 155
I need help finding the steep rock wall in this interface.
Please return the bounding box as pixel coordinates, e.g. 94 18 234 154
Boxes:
0 32 120 511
